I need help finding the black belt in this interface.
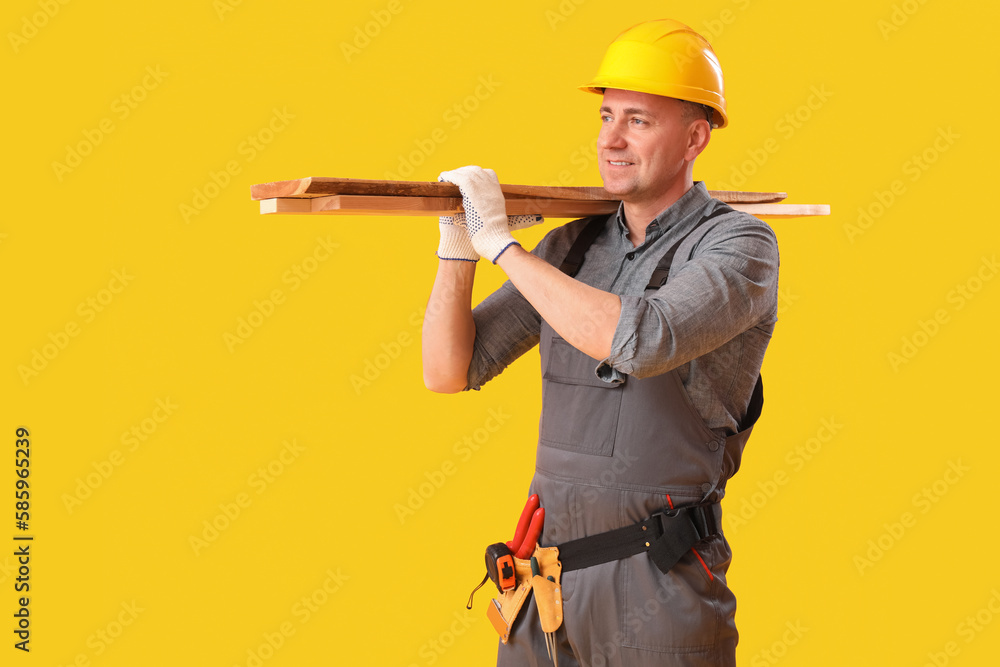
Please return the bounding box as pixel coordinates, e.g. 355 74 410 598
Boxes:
556 503 722 574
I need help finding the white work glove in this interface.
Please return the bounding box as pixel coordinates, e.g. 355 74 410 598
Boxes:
437 212 479 262
438 166 543 263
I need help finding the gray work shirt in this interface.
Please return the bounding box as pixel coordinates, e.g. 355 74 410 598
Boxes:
466 181 779 436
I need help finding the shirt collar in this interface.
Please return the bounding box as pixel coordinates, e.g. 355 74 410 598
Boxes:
613 182 714 243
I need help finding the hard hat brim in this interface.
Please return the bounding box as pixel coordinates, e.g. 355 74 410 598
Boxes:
579 81 728 129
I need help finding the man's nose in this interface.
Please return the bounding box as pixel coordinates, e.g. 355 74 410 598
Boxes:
598 121 627 150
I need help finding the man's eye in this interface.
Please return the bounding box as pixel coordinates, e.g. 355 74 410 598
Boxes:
601 114 612 122
632 118 646 125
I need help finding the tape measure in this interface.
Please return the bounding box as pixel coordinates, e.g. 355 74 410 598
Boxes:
485 542 516 592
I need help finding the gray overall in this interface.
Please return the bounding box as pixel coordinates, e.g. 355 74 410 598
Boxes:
497 210 763 667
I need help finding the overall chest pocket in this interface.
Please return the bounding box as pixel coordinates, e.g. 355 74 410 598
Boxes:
539 335 624 457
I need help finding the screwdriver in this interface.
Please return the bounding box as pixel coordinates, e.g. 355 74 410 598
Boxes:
531 556 559 666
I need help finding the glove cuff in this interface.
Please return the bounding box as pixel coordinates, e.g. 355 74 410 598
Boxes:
473 227 520 263
437 222 479 262
490 240 522 263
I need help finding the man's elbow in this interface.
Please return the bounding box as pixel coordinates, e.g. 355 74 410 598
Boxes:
423 371 467 394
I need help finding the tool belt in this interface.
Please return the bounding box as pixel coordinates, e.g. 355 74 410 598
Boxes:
558 502 722 574
477 502 721 644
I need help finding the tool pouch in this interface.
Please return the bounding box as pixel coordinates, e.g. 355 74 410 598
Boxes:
486 543 563 644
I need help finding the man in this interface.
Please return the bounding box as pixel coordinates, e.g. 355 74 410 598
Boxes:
422 19 779 667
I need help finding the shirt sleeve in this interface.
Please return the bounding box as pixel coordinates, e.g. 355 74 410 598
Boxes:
464 280 541 391
464 223 580 391
597 214 779 381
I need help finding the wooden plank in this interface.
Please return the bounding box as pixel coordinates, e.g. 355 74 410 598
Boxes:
251 177 617 201
709 189 787 204
259 195 830 219
733 203 831 218
259 198 311 214
312 195 462 216
260 195 614 217
250 176 788 205
261 196 460 216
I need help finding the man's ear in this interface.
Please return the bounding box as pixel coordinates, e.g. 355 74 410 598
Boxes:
685 119 712 161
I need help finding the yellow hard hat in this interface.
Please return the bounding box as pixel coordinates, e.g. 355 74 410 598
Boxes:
580 19 728 129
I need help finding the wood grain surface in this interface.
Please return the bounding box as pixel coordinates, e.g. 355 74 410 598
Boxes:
258 194 830 219
250 176 789 204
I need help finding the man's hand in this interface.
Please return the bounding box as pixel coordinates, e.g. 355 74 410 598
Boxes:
438 165 543 263
437 212 479 262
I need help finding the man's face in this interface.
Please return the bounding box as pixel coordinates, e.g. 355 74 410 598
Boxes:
597 88 700 205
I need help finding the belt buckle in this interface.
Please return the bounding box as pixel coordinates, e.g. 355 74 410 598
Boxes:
646 509 678 539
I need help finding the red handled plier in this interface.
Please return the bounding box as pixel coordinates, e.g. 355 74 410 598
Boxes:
507 494 545 559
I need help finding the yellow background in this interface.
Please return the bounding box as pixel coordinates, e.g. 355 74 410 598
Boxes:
3 0 998 664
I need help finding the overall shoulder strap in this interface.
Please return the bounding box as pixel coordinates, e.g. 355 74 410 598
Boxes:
555 202 735 284
558 216 608 277
645 202 735 290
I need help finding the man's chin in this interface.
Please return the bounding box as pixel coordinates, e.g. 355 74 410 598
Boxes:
599 178 634 198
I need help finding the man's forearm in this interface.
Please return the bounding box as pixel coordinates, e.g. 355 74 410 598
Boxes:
495 246 621 360
422 260 477 393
